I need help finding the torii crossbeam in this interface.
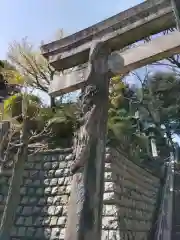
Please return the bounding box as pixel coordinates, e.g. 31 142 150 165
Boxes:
41 0 174 71
48 30 180 95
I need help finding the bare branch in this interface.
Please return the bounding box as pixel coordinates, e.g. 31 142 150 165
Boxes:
7 39 51 93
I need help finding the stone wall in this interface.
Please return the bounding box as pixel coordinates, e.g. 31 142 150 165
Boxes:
103 148 160 240
0 148 73 240
0 147 161 240
172 163 180 240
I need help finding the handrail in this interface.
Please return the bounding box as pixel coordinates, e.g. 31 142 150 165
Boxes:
154 153 174 240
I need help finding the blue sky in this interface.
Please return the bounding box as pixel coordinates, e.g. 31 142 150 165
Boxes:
0 0 143 59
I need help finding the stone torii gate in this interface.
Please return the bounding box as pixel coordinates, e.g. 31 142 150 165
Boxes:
41 1 180 240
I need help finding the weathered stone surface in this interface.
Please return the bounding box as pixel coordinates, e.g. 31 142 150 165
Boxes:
26 227 35 237
103 192 114 201
34 227 44 237
41 0 174 72
50 216 58 226
103 205 118 216
54 169 63 177
45 187 52 195
44 162 52 170
64 153 72 160
24 216 33 226
16 217 25 226
59 161 67 169
102 217 118 230
50 227 60 239
54 206 63 215
32 206 41 214
17 227 26 237
22 207 32 216
0 148 160 240
47 206 56 216
101 230 120 240
59 228 65 239
50 178 58 186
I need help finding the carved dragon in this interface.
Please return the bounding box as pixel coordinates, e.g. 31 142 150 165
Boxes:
70 40 109 174
65 40 111 240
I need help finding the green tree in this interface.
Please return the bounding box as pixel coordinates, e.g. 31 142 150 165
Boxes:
129 69 180 158
141 71 180 140
0 60 24 120
108 76 149 162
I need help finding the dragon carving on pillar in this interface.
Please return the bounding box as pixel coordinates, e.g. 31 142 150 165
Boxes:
70 40 110 175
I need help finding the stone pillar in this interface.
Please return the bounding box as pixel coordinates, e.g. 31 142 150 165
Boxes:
64 41 111 240
171 0 180 30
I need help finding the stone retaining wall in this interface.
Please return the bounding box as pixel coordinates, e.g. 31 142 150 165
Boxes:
0 148 72 240
0 147 161 240
102 148 160 240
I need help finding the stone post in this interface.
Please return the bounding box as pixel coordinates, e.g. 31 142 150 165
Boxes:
64 41 121 240
171 0 180 31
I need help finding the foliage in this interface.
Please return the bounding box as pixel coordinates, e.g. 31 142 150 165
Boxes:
8 39 52 92
149 72 180 126
125 69 180 159
2 92 79 147
7 36 69 108
0 60 24 85
3 93 42 121
108 68 180 160
138 71 180 136
0 60 23 104
0 60 5 69
2 69 24 85
108 76 149 161
36 103 78 145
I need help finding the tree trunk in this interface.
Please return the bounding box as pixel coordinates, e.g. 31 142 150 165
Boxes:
65 41 111 240
0 96 29 240
50 96 56 112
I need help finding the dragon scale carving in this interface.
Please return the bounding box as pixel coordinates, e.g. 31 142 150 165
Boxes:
71 40 109 175
65 40 110 240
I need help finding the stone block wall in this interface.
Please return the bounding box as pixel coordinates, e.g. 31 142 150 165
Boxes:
0 148 73 240
0 147 161 240
172 163 180 240
102 148 160 240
